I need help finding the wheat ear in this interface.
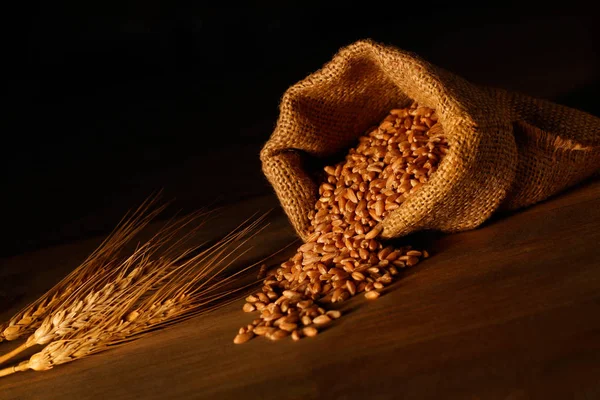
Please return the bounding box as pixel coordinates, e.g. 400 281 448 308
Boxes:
0 193 166 342
0 213 273 377
0 207 213 365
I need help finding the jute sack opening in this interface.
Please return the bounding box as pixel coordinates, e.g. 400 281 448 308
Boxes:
260 40 600 241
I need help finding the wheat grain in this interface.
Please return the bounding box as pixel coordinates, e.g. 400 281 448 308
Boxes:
233 332 254 344
312 315 332 325
234 103 449 343
291 330 301 341
302 326 318 337
267 330 289 340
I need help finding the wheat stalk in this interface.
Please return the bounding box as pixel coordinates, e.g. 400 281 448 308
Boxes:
0 202 217 366
0 193 168 343
0 212 274 377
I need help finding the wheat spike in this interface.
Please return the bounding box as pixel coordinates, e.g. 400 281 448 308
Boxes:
0 212 274 377
0 193 167 343
0 205 213 365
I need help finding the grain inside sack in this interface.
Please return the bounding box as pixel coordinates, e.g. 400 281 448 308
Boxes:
235 39 600 344
262 40 600 241
233 103 448 343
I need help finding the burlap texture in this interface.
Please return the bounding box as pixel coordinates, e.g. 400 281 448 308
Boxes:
260 40 600 241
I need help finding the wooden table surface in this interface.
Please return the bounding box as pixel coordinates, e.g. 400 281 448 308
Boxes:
1 180 599 399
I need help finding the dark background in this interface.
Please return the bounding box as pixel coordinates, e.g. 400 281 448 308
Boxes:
3 4 599 258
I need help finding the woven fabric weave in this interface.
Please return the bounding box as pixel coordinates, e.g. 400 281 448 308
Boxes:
260 40 600 240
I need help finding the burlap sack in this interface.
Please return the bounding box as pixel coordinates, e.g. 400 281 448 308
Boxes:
260 40 600 241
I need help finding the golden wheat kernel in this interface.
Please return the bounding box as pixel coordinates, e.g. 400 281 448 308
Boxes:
269 330 289 341
246 295 258 303
326 310 341 319
365 291 381 300
313 315 332 325
303 326 319 337
233 331 254 344
279 322 298 332
406 256 419 266
254 326 275 336
291 330 302 341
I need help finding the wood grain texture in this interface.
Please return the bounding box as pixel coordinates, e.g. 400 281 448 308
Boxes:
1 180 599 399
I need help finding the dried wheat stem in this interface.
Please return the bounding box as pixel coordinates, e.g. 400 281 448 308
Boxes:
0 343 30 366
0 362 29 378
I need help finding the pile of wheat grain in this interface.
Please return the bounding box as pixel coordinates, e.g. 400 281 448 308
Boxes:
233 103 448 344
